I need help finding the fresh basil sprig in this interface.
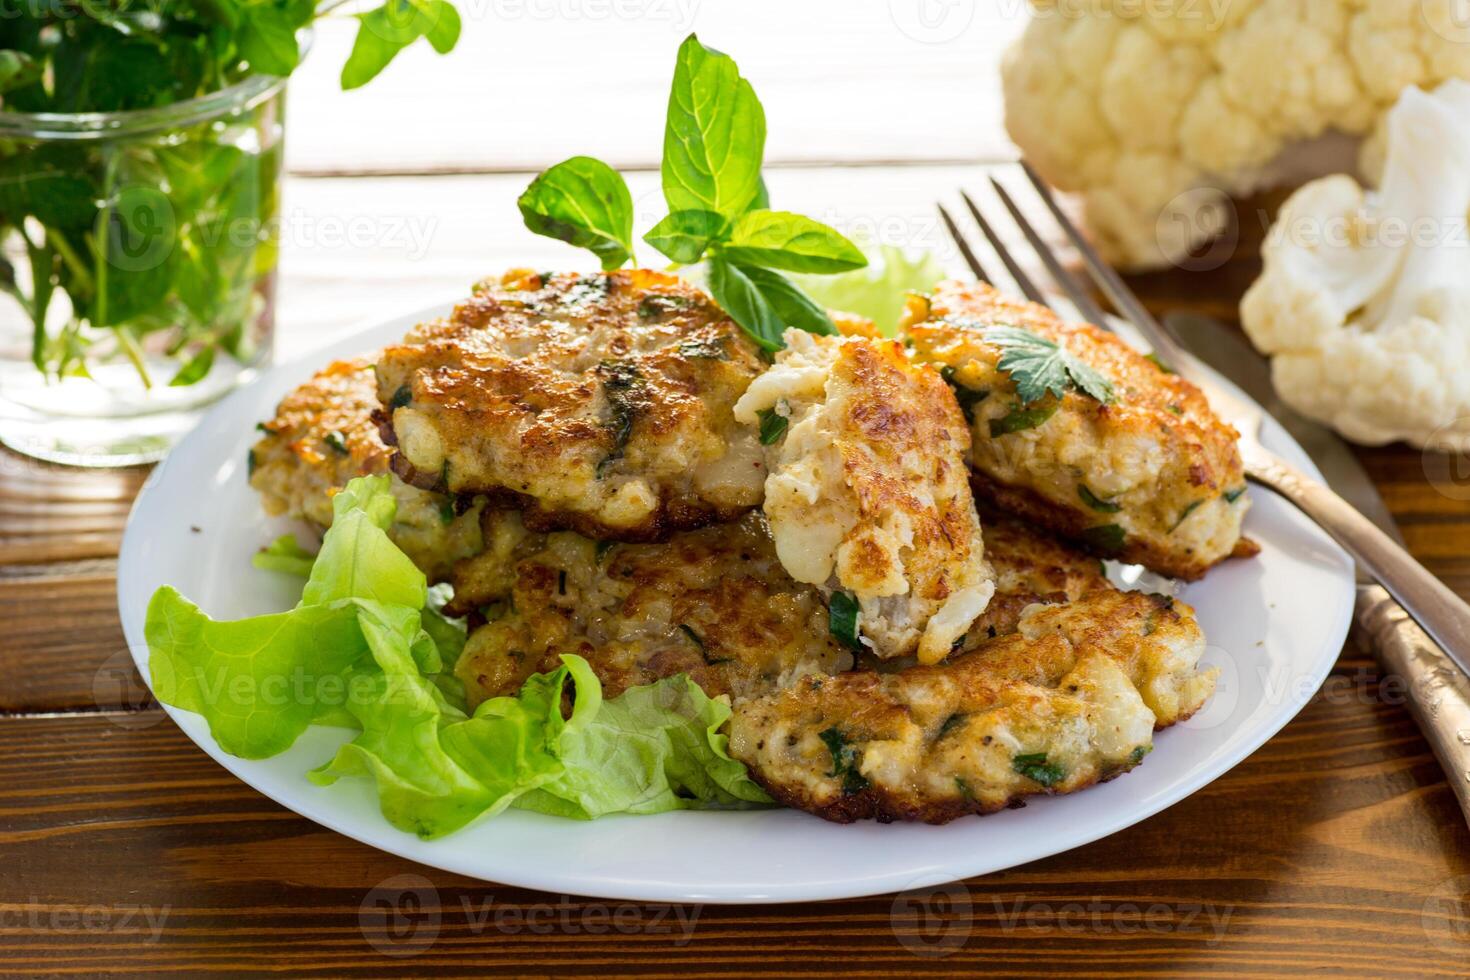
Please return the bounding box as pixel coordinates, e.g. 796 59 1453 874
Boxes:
661 35 766 220
517 157 636 271
516 34 867 352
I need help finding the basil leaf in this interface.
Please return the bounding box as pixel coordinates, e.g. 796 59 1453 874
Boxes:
0 50 41 94
1145 352 1176 375
645 295 695 319
1170 499 1204 532
706 257 784 352
1077 484 1121 514
643 209 725 264
757 407 788 444
341 0 444 90
517 156 635 271
168 346 215 387
828 591 862 651
238 6 301 77
939 365 989 424
989 401 1058 436
720 209 867 274
661 34 766 219
678 623 730 665
423 0 462 53
819 726 869 795
736 264 837 338
1012 752 1065 787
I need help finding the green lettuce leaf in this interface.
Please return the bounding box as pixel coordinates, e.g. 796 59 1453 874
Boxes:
251 533 317 577
301 477 426 608
144 474 771 838
515 672 770 819
145 588 373 757
307 604 576 838
793 244 945 336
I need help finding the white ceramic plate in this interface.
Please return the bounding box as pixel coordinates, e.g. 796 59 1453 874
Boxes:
117 305 1356 904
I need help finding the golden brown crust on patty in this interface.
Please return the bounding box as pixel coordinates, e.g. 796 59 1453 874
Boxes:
983 511 1110 600
728 589 1212 824
250 358 392 526
904 281 1251 581
966 512 1111 641
450 511 851 707
248 358 482 582
734 330 995 663
375 269 768 542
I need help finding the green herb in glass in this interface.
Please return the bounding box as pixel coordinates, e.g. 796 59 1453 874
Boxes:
0 0 462 464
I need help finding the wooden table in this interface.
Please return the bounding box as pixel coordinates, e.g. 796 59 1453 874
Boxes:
5 7 1470 975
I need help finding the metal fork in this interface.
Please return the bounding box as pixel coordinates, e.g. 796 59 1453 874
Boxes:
939 163 1470 680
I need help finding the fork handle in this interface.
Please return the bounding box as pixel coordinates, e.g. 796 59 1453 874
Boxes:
1249 453 1470 680
1354 585 1470 827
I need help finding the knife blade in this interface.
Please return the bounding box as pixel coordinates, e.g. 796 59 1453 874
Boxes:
1167 311 1470 826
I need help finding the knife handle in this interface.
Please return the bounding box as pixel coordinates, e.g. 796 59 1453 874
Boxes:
1354 584 1470 827
1248 452 1470 681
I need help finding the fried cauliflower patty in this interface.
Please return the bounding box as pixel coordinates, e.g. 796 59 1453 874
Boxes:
450 511 851 708
968 512 1111 642
904 282 1254 581
375 269 768 541
728 589 1212 824
733 330 995 664
248 358 482 582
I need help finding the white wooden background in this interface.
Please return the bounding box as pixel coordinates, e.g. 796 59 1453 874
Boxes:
273 0 1032 355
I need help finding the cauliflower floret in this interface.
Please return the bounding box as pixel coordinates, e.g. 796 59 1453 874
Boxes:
1240 80 1470 452
1003 0 1470 269
734 330 995 664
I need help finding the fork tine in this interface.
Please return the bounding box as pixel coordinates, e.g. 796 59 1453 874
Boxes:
957 190 1047 305
987 177 1112 328
936 204 991 284
1019 161 1190 366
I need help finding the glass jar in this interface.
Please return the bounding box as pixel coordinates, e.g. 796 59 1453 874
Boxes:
0 71 287 466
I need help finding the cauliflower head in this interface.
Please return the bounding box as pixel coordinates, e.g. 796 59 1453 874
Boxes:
1002 0 1470 270
1240 80 1470 451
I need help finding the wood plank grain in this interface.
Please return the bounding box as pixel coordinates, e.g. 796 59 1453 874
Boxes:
1 667 1465 977
283 2 1027 176
0 452 148 566
0 565 148 716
